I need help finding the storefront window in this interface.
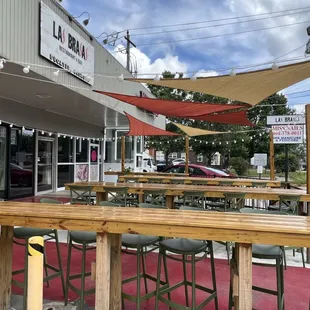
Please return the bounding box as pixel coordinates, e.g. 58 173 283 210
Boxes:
0 126 7 197
116 133 134 162
57 165 74 188
10 128 34 198
76 139 88 162
58 137 73 163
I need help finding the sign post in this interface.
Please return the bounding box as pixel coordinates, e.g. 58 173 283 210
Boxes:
253 154 267 179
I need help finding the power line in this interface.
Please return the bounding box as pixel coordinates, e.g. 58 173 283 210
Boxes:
138 20 310 46
126 6 310 31
131 9 310 37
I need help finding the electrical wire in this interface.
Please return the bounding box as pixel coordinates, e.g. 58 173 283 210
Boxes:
131 9 310 37
126 6 310 31
138 20 310 46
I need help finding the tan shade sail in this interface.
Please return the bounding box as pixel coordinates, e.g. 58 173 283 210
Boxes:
126 61 310 105
173 122 224 136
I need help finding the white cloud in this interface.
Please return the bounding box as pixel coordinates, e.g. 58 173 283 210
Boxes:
113 44 188 77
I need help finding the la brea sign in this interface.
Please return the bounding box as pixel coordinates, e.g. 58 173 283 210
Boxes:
267 115 305 125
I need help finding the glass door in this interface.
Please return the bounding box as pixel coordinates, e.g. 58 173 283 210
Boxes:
37 139 54 192
0 126 7 199
90 144 99 181
9 128 35 199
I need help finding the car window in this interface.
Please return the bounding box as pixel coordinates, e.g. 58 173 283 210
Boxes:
193 167 205 176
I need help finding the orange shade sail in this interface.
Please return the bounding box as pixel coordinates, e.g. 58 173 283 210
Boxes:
125 112 180 136
94 90 247 118
192 110 254 126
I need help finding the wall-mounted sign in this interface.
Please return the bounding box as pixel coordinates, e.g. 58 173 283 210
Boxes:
267 115 305 125
40 2 95 85
272 125 304 144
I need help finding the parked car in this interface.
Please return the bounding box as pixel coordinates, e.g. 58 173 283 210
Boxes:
171 158 186 165
156 160 167 172
10 163 43 187
161 164 235 178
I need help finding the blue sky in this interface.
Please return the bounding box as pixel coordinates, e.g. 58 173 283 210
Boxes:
62 0 310 112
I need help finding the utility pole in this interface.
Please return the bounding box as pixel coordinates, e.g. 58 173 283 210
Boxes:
124 30 136 73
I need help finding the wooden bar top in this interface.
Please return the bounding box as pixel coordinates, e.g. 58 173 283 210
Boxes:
65 182 310 202
118 175 281 187
0 202 310 247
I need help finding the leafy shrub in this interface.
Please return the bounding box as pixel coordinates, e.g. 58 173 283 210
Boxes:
275 153 299 173
230 157 249 176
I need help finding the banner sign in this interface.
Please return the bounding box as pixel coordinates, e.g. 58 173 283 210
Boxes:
40 2 95 85
272 125 304 144
267 115 305 125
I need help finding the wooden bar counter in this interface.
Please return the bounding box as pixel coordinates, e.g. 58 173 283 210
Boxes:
0 202 310 309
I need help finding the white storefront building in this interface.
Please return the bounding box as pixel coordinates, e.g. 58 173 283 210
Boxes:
0 0 165 199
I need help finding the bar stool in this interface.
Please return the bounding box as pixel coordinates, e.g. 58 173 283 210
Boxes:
69 185 94 205
104 186 129 206
182 190 206 209
268 195 305 267
13 198 65 310
229 208 286 310
144 189 166 206
64 201 120 309
155 236 218 309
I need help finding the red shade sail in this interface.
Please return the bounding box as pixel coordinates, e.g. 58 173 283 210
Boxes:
192 110 254 126
125 112 180 136
94 91 247 117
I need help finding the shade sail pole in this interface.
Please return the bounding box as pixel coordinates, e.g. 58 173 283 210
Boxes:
185 136 189 174
269 130 275 180
121 136 125 173
306 104 310 263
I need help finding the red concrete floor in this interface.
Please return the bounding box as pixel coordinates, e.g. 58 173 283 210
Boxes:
12 242 310 309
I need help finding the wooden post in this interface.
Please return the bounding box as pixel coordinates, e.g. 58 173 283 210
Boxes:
234 243 252 310
27 236 44 310
269 130 275 180
306 104 310 263
95 233 111 309
109 234 122 309
185 136 189 174
121 136 125 173
0 226 13 309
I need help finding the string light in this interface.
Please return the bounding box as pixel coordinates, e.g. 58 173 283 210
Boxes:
23 66 30 74
53 70 59 77
153 74 160 81
0 59 6 70
10 124 13 128
117 74 124 82
272 62 279 70
230 68 236 76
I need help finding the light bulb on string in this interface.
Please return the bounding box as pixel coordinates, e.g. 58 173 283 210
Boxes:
153 74 160 81
22 126 25 130
272 62 279 70
53 70 60 77
32 129 35 133
190 74 197 81
0 59 6 70
23 66 30 74
10 124 13 128
117 74 124 82
230 68 236 76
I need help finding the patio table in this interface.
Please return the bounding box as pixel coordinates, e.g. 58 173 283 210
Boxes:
117 175 281 187
66 182 310 209
0 202 310 310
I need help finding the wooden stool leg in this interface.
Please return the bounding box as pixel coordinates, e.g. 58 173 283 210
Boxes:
0 226 13 309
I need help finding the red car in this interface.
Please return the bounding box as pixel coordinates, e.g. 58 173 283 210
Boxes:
162 164 235 178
